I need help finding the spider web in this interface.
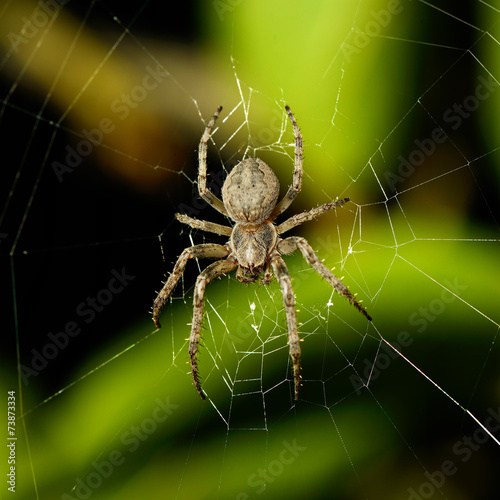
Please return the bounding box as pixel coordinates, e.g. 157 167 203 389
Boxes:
2 1 500 499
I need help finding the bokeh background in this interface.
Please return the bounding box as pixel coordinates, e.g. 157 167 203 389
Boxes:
1 1 499 499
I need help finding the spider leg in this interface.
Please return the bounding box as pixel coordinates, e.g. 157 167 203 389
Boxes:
152 243 230 328
276 198 350 235
270 105 303 221
278 236 372 321
176 213 232 237
271 253 301 400
198 106 228 216
189 258 237 399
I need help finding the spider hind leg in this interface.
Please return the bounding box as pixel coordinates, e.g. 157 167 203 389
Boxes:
278 236 372 321
189 258 237 399
271 254 301 400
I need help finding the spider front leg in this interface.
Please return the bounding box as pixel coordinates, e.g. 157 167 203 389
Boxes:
198 106 227 216
189 258 237 399
271 254 301 400
270 105 304 220
278 236 372 321
152 243 230 328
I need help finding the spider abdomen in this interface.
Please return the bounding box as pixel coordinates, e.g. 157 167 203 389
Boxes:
222 158 279 223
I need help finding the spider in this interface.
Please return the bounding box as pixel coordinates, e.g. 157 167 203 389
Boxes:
153 105 371 400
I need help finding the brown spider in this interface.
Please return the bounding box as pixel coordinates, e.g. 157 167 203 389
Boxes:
153 105 371 400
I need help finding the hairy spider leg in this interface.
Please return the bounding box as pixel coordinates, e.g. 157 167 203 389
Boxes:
197 106 227 216
276 198 350 235
271 254 301 400
175 213 232 237
270 105 304 220
152 243 229 328
278 236 372 321
189 258 237 399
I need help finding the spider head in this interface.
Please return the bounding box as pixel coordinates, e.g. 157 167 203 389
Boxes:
222 158 279 224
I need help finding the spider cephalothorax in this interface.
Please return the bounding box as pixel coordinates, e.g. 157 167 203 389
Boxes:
153 105 371 400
